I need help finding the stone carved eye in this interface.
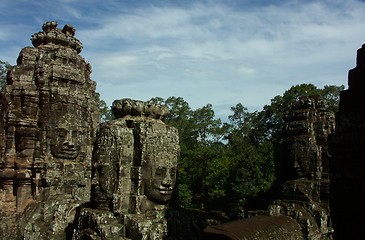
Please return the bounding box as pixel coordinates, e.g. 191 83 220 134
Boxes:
170 168 176 177
71 130 79 138
56 128 68 138
155 167 166 176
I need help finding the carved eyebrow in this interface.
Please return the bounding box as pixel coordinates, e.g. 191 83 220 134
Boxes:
55 128 68 132
55 128 68 136
156 166 167 171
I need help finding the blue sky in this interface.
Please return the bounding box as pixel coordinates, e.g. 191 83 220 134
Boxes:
1 0 365 120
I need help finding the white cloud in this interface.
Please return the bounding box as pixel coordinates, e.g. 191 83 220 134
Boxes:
99 54 139 68
0 30 10 41
86 0 365 115
2 0 365 119
237 66 255 76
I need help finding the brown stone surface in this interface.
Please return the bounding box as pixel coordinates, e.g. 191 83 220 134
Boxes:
330 43 365 240
75 98 180 239
0 21 99 239
280 95 335 182
0 22 180 240
202 215 304 240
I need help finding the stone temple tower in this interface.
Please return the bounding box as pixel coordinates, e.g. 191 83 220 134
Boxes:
73 99 180 240
330 44 365 239
0 21 99 238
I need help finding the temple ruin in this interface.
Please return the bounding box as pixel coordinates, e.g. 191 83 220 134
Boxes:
0 21 99 238
0 22 180 240
0 21 364 239
269 95 335 239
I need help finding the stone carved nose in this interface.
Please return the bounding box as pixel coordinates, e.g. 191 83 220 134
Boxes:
162 173 172 187
63 131 75 147
63 141 75 148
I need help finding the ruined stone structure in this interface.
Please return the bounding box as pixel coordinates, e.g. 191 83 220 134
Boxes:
0 21 99 239
3 20 365 240
280 95 335 182
73 98 180 239
0 22 181 240
0 21 181 240
269 95 335 239
203 95 335 240
330 44 365 239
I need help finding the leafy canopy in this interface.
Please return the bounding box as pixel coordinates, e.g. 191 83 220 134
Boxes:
150 83 343 212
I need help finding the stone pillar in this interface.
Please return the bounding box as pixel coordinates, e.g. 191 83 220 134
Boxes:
0 179 15 215
15 178 32 213
330 43 365 240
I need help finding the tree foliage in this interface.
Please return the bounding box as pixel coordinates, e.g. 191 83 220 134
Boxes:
95 93 113 122
1 56 343 213
0 60 11 89
150 83 344 213
255 83 344 142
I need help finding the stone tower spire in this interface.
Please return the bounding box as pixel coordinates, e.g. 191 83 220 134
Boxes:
0 21 99 238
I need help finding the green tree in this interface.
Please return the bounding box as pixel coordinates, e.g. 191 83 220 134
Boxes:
256 83 344 141
221 83 343 212
96 93 113 122
178 103 228 209
204 155 234 209
227 141 274 210
224 103 275 211
321 85 345 112
191 104 228 144
227 103 260 144
0 60 11 89
148 83 344 213
150 97 193 140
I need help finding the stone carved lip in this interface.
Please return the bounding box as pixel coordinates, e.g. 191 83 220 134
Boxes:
52 146 80 159
158 188 173 195
61 148 78 154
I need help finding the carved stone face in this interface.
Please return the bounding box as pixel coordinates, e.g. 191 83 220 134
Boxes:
143 151 177 204
51 127 80 159
288 140 312 178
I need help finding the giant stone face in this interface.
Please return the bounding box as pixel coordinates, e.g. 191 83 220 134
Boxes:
50 126 81 159
140 121 179 205
143 148 177 204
